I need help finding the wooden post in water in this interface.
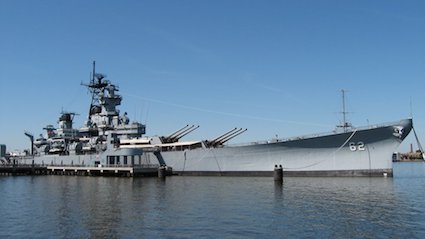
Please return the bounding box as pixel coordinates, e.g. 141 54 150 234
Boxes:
274 165 283 182
158 166 166 178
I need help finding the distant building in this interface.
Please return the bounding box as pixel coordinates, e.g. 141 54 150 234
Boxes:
0 144 6 158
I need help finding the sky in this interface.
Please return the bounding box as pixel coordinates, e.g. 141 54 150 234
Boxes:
0 0 424 152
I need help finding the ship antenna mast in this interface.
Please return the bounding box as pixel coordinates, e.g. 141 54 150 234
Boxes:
88 61 96 118
83 61 106 121
338 89 352 132
342 89 347 128
92 60 96 83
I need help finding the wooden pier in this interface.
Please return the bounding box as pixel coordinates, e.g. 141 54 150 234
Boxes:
47 165 160 177
0 164 47 176
0 164 171 177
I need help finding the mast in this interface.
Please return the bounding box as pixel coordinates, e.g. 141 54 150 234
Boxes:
92 61 96 83
83 61 107 120
342 89 347 129
338 89 351 132
88 61 96 118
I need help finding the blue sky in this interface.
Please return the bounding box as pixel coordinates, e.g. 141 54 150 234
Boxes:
0 0 424 152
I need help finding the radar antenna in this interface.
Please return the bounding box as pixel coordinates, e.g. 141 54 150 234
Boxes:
82 61 108 119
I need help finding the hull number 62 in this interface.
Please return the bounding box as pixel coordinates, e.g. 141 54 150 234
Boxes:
349 142 365 151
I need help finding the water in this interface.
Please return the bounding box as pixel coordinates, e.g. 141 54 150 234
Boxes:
1 163 425 239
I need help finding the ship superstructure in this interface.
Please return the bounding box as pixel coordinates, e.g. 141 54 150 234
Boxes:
21 63 159 171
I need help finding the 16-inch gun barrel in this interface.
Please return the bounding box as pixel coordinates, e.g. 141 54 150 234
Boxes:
163 125 199 143
216 128 247 145
166 125 190 139
207 128 247 147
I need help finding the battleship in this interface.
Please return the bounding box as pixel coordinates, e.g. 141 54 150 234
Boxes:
11 63 413 176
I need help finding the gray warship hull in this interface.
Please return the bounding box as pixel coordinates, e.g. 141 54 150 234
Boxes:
11 63 414 177
143 119 413 176
19 118 412 177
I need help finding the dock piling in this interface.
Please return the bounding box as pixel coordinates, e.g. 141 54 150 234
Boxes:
274 165 283 182
158 166 166 178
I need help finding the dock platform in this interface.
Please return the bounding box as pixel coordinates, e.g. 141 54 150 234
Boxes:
47 165 160 177
0 164 170 177
0 164 47 176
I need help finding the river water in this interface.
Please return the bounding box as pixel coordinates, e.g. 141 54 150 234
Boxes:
1 162 424 239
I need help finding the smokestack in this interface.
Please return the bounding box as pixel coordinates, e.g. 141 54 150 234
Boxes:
24 132 34 156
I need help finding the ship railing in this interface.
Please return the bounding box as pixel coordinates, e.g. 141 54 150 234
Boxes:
227 119 407 147
227 131 340 147
0 163 160 169
0 163 45 168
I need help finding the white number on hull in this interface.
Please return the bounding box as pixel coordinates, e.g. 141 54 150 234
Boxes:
349 142 365 151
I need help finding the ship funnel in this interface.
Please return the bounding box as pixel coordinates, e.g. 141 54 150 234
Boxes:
24 131 34 155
